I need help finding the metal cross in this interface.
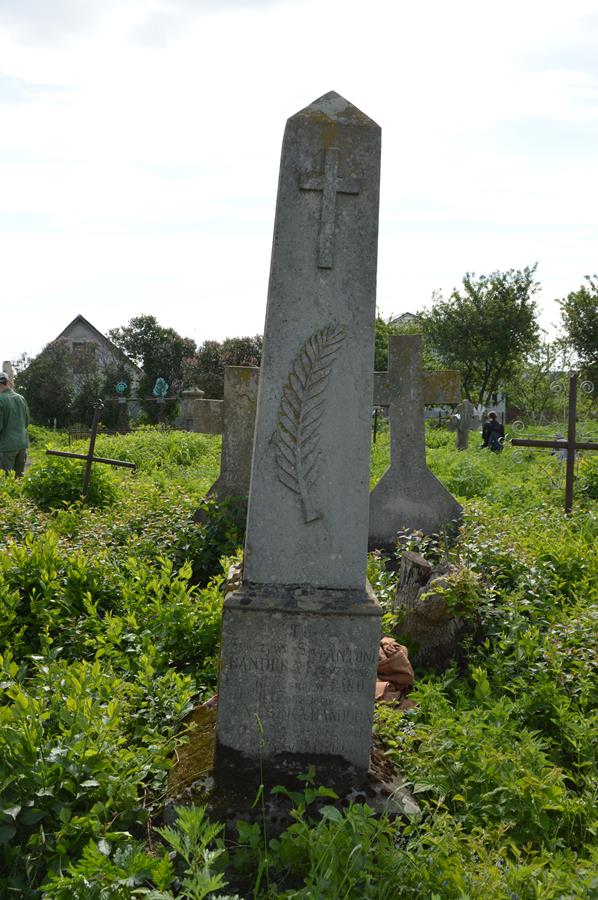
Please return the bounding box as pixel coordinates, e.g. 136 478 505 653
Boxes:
299 147 361 268
511 373 598 513
46 400 135 500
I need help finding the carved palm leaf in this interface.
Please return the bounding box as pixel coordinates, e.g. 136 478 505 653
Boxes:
274 323 346 522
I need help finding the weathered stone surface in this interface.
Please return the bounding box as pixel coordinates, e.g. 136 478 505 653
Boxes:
395 551 466 670
186 397 223 435
2 361 14 381
455 399 475 450
210 366 258 499
244 91 381 590
369 334 462 544
216 91 382 773
217 584 381 768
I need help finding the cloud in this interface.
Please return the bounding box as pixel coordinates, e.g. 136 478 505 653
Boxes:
0 71 68 104
0 0 105 42
129 0 295 47
0 0 292 46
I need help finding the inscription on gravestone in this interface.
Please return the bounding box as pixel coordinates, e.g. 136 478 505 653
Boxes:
216 91 382 772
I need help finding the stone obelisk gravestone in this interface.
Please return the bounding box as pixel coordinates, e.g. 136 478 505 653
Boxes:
369 334 462 545
216 92 382 773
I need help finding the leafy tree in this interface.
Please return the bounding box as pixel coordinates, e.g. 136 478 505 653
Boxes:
109 315 196 421
420 266 540 404
185 335 262 399
559 276 598 383
374 313 440 371
505 339 573 424
15 339 76 426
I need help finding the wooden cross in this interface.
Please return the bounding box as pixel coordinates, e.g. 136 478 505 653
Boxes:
300 147 361 268
511 373 598 513
46 400 135 500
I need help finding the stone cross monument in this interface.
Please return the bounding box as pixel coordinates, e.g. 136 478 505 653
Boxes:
216 91 382 774
369 334 462 544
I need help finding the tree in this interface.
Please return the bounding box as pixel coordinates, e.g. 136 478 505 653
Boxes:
559 276 598 383
420 266 540 404
109 315 196 421
15 339 76 426
373 313 440 371
185 335 263 399
504 339 573 424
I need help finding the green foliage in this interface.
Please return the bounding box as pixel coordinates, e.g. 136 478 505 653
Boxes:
421 265 540 403
504 338 575 423
186 335 262 399
443 457 492 498
43 805 240 899
108 314 195 422
2 423 597 897
23 455 118 510
580 455 598 499
15 339 76 426
559 275 598 382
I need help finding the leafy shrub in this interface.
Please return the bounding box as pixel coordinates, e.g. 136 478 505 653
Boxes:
24 456 118 510
0 650 195 895
580 455 598 499
444 458 492 498
43 805 240 900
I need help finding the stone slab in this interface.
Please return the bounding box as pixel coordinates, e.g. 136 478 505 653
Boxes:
210 366 259 499
187 398 224 435
2 361 14 381
216 583 381 768
243 91 381 590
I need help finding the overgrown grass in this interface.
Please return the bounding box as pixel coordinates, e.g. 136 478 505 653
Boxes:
1 425 597 897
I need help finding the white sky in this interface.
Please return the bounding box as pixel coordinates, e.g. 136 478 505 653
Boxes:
1 0 597 361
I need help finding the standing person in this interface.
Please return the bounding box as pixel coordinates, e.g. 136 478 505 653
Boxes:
481 411 504 453
0 371 30 476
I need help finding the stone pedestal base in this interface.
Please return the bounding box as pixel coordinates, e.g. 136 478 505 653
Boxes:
215 582 381 772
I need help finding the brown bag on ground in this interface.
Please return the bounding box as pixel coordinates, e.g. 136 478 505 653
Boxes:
375 636 417 708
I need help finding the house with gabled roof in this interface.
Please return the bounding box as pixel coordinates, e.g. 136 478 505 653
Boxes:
55 314 142 385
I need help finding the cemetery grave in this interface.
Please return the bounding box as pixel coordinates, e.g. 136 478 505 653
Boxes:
1 91 597 898
1 405 597 896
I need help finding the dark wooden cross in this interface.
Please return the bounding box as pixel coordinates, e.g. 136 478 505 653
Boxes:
300 147 361 268
46 400 135 500
511 373 598 513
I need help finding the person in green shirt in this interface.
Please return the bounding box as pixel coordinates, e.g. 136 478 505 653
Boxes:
0 371 30 477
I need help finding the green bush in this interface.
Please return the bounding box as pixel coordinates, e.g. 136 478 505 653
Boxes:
24 456 118 510
443 457 493 498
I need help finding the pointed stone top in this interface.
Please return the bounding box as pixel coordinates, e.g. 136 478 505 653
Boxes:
291 91 379 128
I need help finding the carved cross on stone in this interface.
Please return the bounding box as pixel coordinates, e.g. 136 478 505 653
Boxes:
300 147 361 268
369 334 462 545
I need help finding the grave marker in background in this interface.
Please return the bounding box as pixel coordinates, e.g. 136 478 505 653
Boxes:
2 361 14 383
209 366 258 500
216 91 382 773
369 334 461 544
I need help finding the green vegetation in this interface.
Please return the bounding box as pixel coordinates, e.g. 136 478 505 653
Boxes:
1 426 597 898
